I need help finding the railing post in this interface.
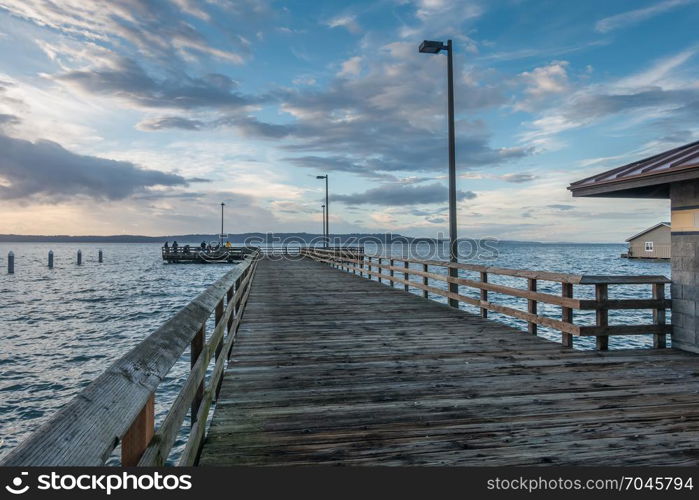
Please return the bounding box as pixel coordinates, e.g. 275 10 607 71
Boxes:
390 259 394 287
227 285 234 331
561 283 574 348
403 260 409 292
378 257 382 283
368 256 372 279
423 263 428 298
595 284 609 351
653 283 666 348
191 325 205 425
480 272 488 318
214 298 224 359
234 276 242 318
121 394 154 466
528 278 538 335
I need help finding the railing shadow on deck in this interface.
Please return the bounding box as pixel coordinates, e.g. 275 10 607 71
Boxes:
301 248 671 351
0 250 261 467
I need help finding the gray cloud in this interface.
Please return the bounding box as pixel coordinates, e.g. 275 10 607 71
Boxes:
56 58 262 111
0 0 273 64
410 207 447 216
426 216 447 224
499 173 538 183
138 116 205 130
0 132 188 201
547 204 575 211
214 116 292 138
331 183 476 206
136 43 526 179
0 113 20 126
565 88 697 121
138 114 292 138
284 155 399 181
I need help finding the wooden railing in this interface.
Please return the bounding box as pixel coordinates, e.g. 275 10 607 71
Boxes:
1 251 260 466
301 248 671 350
259 245 364 257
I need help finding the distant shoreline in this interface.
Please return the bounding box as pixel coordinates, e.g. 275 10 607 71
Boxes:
0 233 624 245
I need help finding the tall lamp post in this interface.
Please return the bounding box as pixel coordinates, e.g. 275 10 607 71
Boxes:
321 204 326 246
220 202 226 244
419 39 459 308
317 175 329 248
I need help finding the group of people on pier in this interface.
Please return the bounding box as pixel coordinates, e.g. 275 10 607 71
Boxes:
163 240 233 253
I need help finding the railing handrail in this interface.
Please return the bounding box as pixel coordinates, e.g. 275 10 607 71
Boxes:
1 250 261 466
300 248 671 351
305 248 669 284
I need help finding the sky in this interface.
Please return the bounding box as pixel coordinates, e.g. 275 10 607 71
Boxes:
0 0 698 242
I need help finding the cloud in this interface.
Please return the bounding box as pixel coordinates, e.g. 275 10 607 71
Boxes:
331 182 476 206
138 116 204 130
0 113 20 126
55 58 262 111
0 0 272 64
516 61 569 111
411 0 483 24
0 131 188 201
124 35 518 181
520 48 699 148
500 173 539 183
521 61 569 97
426 216 446 224
461 172 539 183
138 114 292 138
595 0 694 33
338 56 362 77
325 14 361 34
264 44 522 177
284 155 397 180
547 204 575 211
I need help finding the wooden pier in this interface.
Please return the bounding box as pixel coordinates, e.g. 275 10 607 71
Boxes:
3 249 699 466
199 256 697 466
162 245 256 263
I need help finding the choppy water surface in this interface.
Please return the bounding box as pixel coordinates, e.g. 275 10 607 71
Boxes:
0 241 671 461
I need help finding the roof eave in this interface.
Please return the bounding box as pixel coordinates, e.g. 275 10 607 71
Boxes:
569 168 699 198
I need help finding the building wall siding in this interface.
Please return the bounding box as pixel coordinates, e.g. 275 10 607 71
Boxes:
670 180 699 354
628 225 671 259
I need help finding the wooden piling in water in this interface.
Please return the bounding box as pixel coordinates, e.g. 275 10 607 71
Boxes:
98 249 103 263
48 250 53 269
7 251 14 274
77 250 82 266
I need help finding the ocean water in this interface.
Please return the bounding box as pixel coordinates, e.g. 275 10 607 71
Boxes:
0 241 671 462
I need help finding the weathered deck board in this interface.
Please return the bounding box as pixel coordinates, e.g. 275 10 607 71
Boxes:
199 257 699 466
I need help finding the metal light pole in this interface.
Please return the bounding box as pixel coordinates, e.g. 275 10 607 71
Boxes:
220 202 225 244
317 175 329 248
321 204 326 245
419 39 459 308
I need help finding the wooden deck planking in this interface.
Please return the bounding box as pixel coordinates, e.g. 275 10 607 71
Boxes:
198 257 699 466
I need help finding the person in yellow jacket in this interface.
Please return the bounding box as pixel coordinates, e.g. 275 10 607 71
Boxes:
225 241 232 248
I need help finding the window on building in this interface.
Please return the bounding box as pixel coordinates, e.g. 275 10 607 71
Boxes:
645 241 654 252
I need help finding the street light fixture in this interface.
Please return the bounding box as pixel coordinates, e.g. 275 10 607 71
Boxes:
316 175 329 248
419 39 459 308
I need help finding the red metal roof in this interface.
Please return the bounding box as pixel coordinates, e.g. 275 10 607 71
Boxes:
569 140 699 198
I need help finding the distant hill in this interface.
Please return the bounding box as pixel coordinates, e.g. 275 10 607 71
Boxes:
0 233 440 244
0 233 623 244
